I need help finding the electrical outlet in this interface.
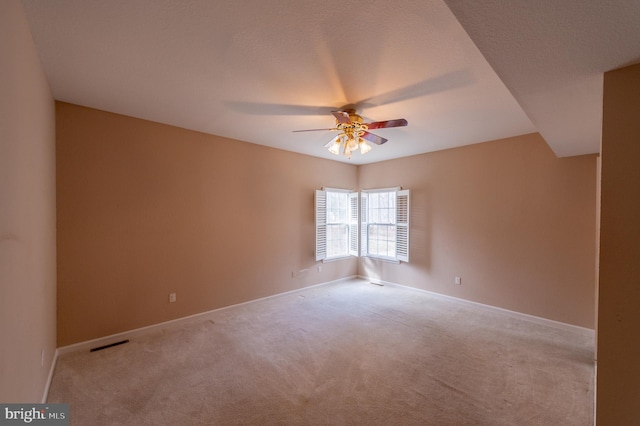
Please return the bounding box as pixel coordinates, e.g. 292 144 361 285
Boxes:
317 265 322 272
169 293 176 303
455 276 462 285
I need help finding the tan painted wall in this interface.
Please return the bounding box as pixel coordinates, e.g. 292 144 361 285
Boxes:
57 106 597 345
0 0 57 402
597 63 640 425
56 102 357 346
359 133 597 328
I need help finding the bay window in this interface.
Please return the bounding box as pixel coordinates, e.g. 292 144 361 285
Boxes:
316 187 409 263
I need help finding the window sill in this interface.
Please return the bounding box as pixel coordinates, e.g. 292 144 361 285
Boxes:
322 255 354 263
362 256 401 264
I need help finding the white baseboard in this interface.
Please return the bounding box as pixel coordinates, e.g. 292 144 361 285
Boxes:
56 276 358 357
55 273 593 359
358 275 595 336
41 348 59 403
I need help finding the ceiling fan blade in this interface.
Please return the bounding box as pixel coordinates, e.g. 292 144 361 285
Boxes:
355 69 474 108
225 101 336 116
364 119 408 130
332 111 351 124
292 128 338 133
361 131 388 145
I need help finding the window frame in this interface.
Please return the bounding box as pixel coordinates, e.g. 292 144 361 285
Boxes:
360 188 410 263
315 188 358 262
315 187 409 263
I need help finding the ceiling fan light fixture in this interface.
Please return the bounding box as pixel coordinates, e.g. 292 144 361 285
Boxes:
343 145 354 159
313 109 406 159
326 132 373 159
346 136 359 152
327 138 341 155
359 139 372 154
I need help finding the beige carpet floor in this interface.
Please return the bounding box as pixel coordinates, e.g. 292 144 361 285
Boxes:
48 279 595 425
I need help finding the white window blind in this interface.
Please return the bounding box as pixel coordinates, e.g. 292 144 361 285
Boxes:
315 189 327 261
360 192 368 257
349 192 359 256
396 189 410 262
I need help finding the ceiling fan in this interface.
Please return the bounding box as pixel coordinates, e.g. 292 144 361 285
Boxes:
293 108 408 159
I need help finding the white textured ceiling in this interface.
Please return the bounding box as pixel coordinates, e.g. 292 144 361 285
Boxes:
444 0 640 158
20 0 640 164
